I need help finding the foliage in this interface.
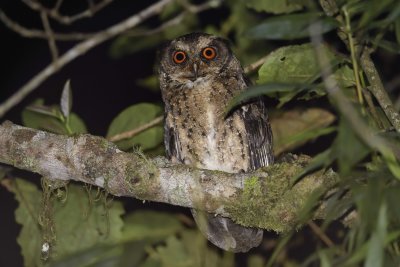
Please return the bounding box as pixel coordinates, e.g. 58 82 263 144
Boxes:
4 0 400 266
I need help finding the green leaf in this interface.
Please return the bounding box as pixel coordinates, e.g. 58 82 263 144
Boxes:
334 64 356 89
372 39 400 54
107 103 163 151
270 108 336 155
136 75 160 92
247 13 337 40
22 106 87 135
121 211 183 242
358 0 394 28
12 179 44 267
365 202 387 267
226 83 302 112
255 43 338 106
258 43 336 84
53 185 124 259
332 117 371 175
247 255 265 267
60 80 72 119
69 113 88 134
11 179 124 265
49 245 122 267
22 105 65 134
140 228 234 267
246 0 304 14
343 230 400 266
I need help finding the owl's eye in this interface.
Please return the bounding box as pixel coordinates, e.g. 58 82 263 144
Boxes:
201 47 217 60
172 51 187 64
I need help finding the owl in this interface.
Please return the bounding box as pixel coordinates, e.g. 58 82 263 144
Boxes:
157 33 274 252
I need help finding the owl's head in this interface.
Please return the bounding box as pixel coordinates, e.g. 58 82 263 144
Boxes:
158 33 239 89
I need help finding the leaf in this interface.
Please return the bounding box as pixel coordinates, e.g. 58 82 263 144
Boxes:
11 179 124 265
68 113 88 134
226 83 302 112
247 255 265 267
256 43 338 106
53 185 124 259
51 211 181 267
22 105 65 134
107 103 163 151
358 0 394 28
270 108 336 155
258 43 336 84
60 80 72 118
12 179 44 267
247 13 337 40
27 104 59 118
372 39 400 54
332 117 371 175
334 64 356 89
22 105 87 135
49 245 122 267
343 230 400 266
136 75 160 92
246 0 304 14
140 229 234 267
365 202 387 267
121 211 183 242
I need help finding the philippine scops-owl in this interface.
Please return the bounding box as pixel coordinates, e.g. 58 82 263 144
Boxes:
158 33 274 252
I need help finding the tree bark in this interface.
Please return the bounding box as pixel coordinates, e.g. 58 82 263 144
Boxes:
0 121 339 232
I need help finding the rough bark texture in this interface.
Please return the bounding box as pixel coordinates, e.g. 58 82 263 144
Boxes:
0 121 339 232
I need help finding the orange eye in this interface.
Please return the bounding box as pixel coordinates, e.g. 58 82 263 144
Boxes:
173 51 186 64
202 47 216 60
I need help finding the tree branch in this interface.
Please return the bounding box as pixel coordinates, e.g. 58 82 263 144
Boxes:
0 0 172 119
319 0 400 132
22 0 114 25
0 10 96 41
0 121 339 232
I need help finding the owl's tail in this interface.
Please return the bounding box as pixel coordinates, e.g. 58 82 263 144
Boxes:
191 209 263 253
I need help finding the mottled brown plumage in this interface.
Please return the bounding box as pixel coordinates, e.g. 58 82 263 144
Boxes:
158 33 273 252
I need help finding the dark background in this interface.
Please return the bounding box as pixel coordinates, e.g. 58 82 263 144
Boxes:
0 1 172 265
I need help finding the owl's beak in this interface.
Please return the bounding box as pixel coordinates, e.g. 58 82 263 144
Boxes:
192 63 198 80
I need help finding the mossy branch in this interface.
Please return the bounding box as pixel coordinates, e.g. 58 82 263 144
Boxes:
0 121 339 232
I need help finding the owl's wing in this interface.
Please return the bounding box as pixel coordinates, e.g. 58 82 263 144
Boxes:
164 115 182 162
240 97 274 169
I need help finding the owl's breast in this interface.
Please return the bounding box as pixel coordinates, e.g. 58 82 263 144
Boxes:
165 78 250 173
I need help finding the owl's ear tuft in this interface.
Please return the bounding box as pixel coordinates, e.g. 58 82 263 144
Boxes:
155 39 173 74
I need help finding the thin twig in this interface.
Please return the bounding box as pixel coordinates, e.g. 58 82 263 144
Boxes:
53 0 64 12
342 7 363 105
40 12 59 62
0 10 95 41
360 49 400 131
244 54 270 74
319 0 400 132
307 221 335 248
310 21 400 177
0 0 173 118
108 116 163 142
0 0 220 118
22 0 114 25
